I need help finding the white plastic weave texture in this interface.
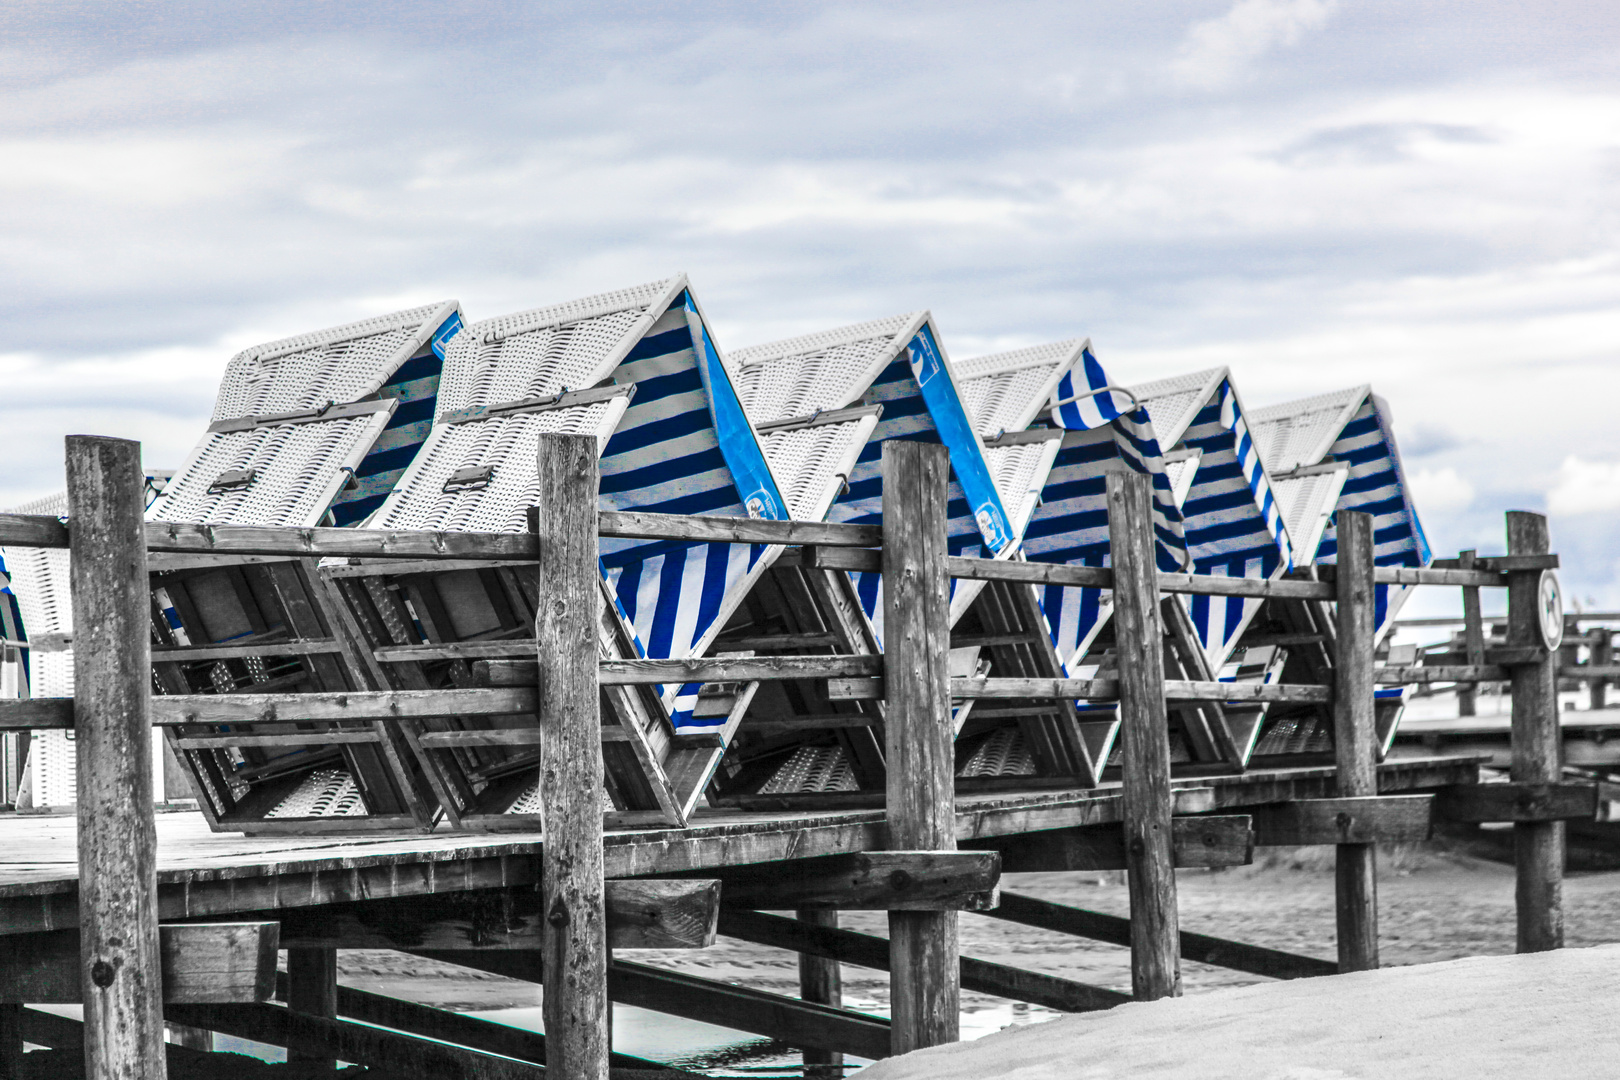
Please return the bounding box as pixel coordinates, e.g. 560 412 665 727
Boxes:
213 302 453 421
1132 368 1225 448
729 314 921 422
1271 466 1349 564
758 744 858 794
957 340 1082 437
264 768 368 818
958 727 1037 778
985 437 1063 538
150 412 393 528
1249 387 1368 474
472 278 680 346
438 311 646 415
758 415 880 523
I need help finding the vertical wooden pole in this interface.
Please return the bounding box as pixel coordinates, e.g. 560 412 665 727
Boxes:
287 947 338 1068
1332 510 1379 972
797 909 843 1078
1105 470 1180 1000
536 434 610 1080
67 435 166 1080
1591 627 1612 712
1 1004 24 1079
1457 550 1483 717
883 441 959 1053
1506 511 1563 953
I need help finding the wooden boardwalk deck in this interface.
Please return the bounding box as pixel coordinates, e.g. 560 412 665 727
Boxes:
0 755 1477 935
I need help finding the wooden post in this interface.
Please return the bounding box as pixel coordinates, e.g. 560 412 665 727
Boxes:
797 909 843 1078
1332 510 1379 972
67 436 167 1080
1506 511 1563 953
287 947 338 1068
1 1004 23 1080
1105 470 1180 1000
1589 627 1611 712
536 434 610 1080
882 441 960 1053
1458 550 1484 717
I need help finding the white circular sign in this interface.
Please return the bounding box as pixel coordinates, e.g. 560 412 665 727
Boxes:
1537 570 1564 652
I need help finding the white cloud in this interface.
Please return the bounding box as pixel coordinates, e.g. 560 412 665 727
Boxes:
1548 457 1620 516
1407 467 1475 515
1171 0 1339 90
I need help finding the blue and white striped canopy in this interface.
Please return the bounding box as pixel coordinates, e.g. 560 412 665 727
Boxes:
730 313 1035 640
1133 369 1293 671
364 276 798 729
1250 387 1431 635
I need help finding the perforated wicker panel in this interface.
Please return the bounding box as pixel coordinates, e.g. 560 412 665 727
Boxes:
264 768 368 818
438 310 646 415
984 438 1062 537
1132 369 1223 448
758 744 858 794
958 727 1037 778
1252 715 1332 757
730 315 918 423
958 342 1079 436
365 400 628 534
1249 387 1367 474
212 303 452 421
758 415 879 523
27 730 76 807
150 412 393 529
1272 468 1348 564
471 279 678 349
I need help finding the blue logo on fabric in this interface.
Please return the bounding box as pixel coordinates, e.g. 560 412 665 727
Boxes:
904 325 1015 556
430 311 464 359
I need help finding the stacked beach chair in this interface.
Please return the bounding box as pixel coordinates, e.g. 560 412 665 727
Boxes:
1240 386 1431 761
703 313 1065 802
146 301 464 833
320 276 851 829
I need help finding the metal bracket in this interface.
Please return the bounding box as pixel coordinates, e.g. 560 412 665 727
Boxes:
438 383 636 426
206 398 395 435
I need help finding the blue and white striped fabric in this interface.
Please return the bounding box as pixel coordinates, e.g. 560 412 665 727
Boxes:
1018 348 1188 670
329 312 462 526
1161 374 1292 669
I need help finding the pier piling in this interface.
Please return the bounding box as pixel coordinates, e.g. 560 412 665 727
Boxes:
1332 510 1379 972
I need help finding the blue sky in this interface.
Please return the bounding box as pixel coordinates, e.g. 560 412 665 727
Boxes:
2 1 1617 615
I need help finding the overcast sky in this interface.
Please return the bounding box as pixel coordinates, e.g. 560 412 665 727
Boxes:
3 1 1617 616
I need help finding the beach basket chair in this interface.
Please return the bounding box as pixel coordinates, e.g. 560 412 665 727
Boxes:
704 313 1063 803
146 301 465 834
323 276 830 830
1240 386 1431 763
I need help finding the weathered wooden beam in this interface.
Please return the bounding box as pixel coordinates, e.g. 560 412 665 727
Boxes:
1250 795 1432 846
1375 664 1509 684
600 509 881 548
0 697 75 730
1434 782 1597 824
883 441 960 1053
537 433 611 1080
714 851 1000 911
0 924 279 1004
1506 512 1564 954
166 1002 546 1079
286 947 337 1068
1332 510 1380 974
961 816 1254 872
272 880 720 951
824 676 1329 703
986 893 1337 981
718 909 1130 1014
796 909 842 1079
68 436 167 1080
1108 470 1181 1002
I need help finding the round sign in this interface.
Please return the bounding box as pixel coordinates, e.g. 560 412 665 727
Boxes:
1537 570 1564 652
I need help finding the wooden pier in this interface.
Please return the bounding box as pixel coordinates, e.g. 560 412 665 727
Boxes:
0 435 1602 1079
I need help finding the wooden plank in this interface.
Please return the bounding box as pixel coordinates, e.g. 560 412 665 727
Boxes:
1506 511 1563 954
173 732 381 749
286 947 337 1068
602 655 882 685
1332 510 1379 973
1434 782 1598 824
1250 795 1433 846
883 441 959 1053
166 1002 547 1080
322 557 539 578
150 639 339 662
0 697 75 730
1375 664 1508 684
1458 550 1485 716
962 816 1254 872
536 433 610 1080
718 909 1130 1014
0 1004 20 1078
797 908 843 1079
67 436 167 1080
143 522 537 560
1590 627 1613 709
825 677 1329 703
146 688 536 726
986 893 1337 981
0 512 70 548
0 923 279 1004
715 851 1001 911
1107 470 1180 1001
599 509 881 548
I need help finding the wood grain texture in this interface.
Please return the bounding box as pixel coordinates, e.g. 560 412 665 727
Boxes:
286 947 336 1067
1332 510 1379 973
962 816 1254 872
0 924 278 1005
882 442 960 1053
535 434 610 1080
716 851 1000 911
1250 796 1432 846
1434 781 1597 824
797 909 843 1079
1106 470 1180 1001
1458 550 1485 716
1506 511 1564 953
599 509 879 548
67 436 167 1080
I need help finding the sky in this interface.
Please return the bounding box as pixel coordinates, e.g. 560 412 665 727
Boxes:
2 0 1618 618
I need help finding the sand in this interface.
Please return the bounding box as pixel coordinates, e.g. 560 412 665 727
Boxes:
853 943 1620 1079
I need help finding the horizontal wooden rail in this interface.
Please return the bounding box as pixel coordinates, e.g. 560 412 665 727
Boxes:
599 510 880 548
828 676 1332 704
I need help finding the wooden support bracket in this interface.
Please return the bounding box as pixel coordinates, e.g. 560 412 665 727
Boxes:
0 923 279 1004
1434 782 1598 824
1250 795 1433 846
714 851 1000 911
